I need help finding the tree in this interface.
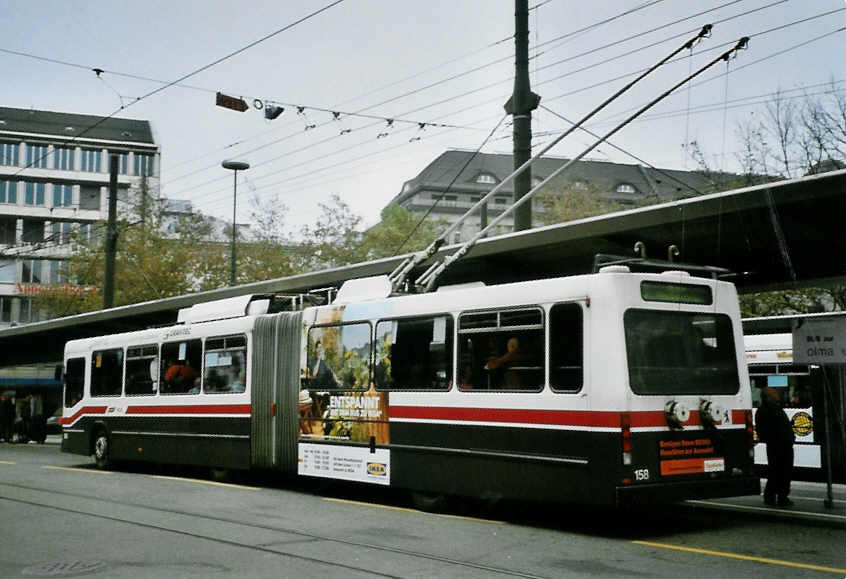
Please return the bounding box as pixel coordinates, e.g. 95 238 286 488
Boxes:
298 194 366 270
36 188 229 317
726 84 846 316
237 194 297 283
360 203 441 260
534 177 638 225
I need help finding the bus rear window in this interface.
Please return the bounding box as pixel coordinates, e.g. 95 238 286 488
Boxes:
641 281 712 305
625 309 738 395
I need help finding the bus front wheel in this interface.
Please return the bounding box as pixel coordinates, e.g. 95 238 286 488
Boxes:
93 431 111 470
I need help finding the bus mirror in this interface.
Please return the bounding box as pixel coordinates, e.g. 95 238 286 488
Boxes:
54 365 63 382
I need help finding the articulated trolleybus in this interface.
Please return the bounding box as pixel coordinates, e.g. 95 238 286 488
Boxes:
61 265 758 507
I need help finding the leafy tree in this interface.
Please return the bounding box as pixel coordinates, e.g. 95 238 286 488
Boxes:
534 177 637 225
237 194 297 283
696 84 846 317
36 187 229 317
298 194 366 270
360 203 441 260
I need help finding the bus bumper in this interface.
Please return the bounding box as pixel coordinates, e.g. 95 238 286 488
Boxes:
615 475 760 507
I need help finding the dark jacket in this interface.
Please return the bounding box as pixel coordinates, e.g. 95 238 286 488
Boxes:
756 400 795 446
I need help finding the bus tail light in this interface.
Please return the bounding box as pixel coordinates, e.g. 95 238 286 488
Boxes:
621 413 632 465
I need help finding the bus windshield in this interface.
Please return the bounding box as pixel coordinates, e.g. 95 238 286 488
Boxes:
625 309 739 395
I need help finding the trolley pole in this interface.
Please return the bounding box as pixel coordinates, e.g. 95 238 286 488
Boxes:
504 0 540 231
103 154 119 309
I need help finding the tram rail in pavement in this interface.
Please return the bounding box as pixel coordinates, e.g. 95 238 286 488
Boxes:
38 435 845 524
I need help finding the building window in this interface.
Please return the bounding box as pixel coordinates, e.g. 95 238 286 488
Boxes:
17 297 35 324
22 219 44 243
21 259 43 283
494 196 509 205
48 260 69 284
26 144 49 168
443 194 458 202
0 218 14 245
0 297 10 323
80 149 102 172
79 185 101 210
24 182 45 206
0 180 16 204
51 222 72 245
475 173 497 184
108 151 128 174
134 153 154 177
616 183 637 194
0 259 14 282
77 223 98 245
53 184 73 207
55 147 75 170
0 142 19 166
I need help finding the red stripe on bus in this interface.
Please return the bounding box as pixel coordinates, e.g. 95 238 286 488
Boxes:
59 405 108 425
125 404 252 415
389 407 745 428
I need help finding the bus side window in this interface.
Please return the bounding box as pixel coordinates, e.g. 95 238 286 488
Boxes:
125 345 158 396
204 335 247 394
549 303 583 392
160 339 202 395
458 308 544 391
64 357 85 407
91 349 123 397
374 315 453 391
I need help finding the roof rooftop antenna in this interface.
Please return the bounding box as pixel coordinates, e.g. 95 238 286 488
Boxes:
389 24 716 294
416 35 749 292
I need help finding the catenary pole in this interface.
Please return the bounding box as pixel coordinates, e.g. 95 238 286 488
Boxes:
103 154 119 309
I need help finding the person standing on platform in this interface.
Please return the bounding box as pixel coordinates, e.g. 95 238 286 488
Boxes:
756 386 795 506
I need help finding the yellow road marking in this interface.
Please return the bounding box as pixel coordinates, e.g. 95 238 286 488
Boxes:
633 540 846 575
324 497 505 525
0 460 15 465
42 465 113 475
150 475 260 491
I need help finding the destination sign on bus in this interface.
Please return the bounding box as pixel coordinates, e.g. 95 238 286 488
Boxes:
641 281 712 305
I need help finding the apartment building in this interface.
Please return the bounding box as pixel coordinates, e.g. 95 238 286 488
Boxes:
390 150 714 242
0 106 159 327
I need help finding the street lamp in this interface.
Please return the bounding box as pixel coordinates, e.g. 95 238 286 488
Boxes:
221 160 250 285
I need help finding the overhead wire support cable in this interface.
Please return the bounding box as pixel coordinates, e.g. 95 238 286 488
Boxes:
388 24 715 293
6 0 346 178
415 35 751 293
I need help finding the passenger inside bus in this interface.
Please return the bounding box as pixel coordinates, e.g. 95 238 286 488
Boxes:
164 359 198 393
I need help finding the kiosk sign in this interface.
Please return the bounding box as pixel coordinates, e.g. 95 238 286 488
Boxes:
793 319 846 365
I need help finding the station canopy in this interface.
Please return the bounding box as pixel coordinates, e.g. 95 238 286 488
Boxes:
1 169 844 366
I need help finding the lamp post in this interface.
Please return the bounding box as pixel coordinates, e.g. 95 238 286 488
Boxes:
221 160 250 285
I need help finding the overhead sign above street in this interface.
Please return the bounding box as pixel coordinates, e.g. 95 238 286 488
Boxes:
793 318 846 365
216 92 249 112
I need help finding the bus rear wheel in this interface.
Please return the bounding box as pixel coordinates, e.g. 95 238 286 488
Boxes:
93 431 111 470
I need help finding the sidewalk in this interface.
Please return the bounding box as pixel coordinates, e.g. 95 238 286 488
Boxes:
687 480 846 525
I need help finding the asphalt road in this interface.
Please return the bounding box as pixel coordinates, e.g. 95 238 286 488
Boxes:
1 440 844 578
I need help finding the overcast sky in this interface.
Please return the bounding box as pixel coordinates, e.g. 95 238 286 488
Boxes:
2 0 844 230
